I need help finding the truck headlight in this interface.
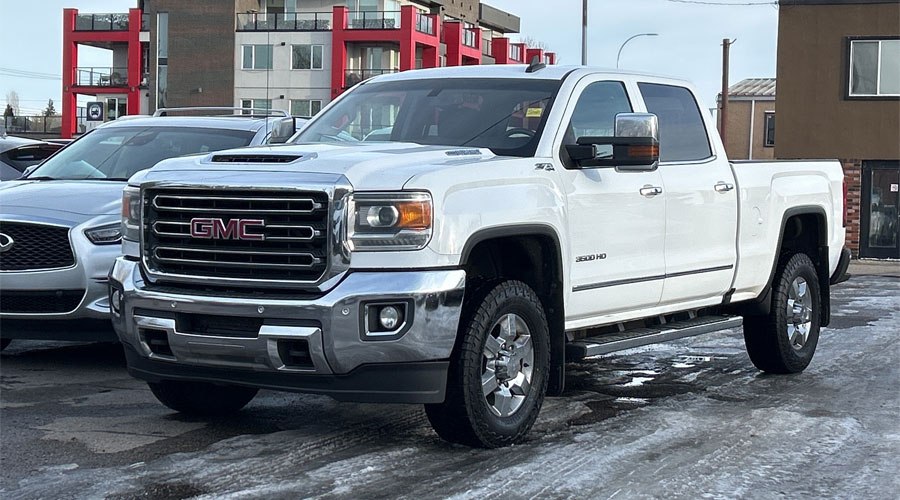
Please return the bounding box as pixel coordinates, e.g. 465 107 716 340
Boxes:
347 192 432 251
121 185 142 244
84 223 122 245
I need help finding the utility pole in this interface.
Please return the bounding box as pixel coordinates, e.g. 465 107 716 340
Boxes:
582 0 588 65
720 38 733 145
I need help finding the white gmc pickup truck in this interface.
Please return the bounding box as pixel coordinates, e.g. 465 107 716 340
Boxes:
109 64 850 448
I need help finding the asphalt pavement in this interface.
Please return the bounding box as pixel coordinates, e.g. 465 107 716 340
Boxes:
1 271 898 500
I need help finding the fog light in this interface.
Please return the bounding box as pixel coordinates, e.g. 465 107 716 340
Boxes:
378 305 402 331
110 289 122 314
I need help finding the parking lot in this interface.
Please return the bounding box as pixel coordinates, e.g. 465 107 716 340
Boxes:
1 266 898 500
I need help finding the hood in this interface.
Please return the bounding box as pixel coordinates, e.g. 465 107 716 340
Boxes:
144 142 500 190
0 180 125 221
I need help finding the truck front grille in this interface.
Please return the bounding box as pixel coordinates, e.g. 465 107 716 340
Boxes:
143 188 329 286
0 221 74 271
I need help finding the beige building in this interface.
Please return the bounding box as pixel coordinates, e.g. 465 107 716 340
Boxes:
718 78 776 161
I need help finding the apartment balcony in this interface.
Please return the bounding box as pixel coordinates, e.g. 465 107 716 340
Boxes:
344 68 398 88
74 13 130 31
415 12 435 36
509 44 523 63
236 12 332 32
347 11 401 30
73 67 128 87
462 28 479 49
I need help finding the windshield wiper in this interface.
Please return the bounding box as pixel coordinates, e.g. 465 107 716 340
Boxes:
90 177 129 181
24 176 58 181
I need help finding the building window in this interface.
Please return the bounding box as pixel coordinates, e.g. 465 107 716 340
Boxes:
849 39 900 97
241 99 273 114
292 44 324 70
764 112 775 147
290 99 323 117
242 44 274 70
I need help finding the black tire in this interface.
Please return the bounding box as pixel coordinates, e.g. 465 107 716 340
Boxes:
743 252 821 374
425 280 550 448
0 339 10 351
148 380 258 416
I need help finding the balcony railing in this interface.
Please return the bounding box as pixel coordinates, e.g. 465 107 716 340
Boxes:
236 12 332 31
74 13 129 31
462 28 478 48
344 68 398 87
74 67 128 87
347 11 400 30
2 116 63 135
415 13 434 35
483 38 493 56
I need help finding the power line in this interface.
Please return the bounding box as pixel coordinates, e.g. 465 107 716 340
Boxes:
665 0 777 5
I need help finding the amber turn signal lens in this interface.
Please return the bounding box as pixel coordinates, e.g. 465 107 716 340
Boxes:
627 145 659 159
397 201 432 230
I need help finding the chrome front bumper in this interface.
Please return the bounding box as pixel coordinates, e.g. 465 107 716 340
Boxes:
109 257 466 402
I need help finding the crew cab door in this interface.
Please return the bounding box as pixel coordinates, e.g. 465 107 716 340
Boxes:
637 82 738 304
552 78 667 323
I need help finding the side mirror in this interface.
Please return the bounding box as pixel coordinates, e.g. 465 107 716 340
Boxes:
564 113 659 171
22 165 39 178
267 118 297 144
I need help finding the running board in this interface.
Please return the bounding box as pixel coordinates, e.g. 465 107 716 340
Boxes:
566 315 743 361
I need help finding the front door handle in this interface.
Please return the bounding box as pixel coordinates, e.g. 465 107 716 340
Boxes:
715 181 735 193
640 185 663 197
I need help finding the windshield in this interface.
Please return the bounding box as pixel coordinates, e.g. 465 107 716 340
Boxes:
293 78 562 157
28 126 256 181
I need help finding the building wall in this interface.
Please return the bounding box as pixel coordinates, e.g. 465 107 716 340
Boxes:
775 2 900 160
722 99 776 161
441 0 480 22
144 0 237 112
233 31 333 112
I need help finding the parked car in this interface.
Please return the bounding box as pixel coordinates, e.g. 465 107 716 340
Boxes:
0 109 302 351
0 136 64 181
108 65 849 447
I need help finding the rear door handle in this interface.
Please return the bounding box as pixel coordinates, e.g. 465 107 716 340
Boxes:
715 181 735 193
640 185 663 197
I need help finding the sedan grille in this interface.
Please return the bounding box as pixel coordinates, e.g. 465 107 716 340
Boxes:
143 188 329 285
0 290 85 313
0 221 74 271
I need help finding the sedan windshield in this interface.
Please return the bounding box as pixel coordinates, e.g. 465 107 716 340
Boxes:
27 126 256 181
293 78 562 157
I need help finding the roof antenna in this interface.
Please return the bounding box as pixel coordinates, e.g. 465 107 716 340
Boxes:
526 56 546 74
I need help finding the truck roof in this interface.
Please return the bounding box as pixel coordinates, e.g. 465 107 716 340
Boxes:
370 64 691 84
94 115 281 133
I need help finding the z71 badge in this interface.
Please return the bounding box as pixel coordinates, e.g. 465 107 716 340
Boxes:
575 253 607 263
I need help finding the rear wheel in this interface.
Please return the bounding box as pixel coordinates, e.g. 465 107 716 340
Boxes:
425 280 550 448
743 252 821 374
148 380 258 416
0 339 10 351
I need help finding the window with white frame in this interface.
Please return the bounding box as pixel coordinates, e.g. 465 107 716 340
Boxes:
290 99 323 117
764 112 775 147
241 99 273 114
849 39 900 97
292 44 324 70
242 44 274 70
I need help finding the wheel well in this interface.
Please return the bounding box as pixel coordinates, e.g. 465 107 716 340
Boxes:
461 232 566 395
780 213 826 259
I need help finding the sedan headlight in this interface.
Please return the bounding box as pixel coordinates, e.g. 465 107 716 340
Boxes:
121 185 141 243
84 222 122 245
347 192 432 251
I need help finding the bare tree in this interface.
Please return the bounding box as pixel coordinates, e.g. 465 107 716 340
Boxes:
518 36 551 52
5 90 19 115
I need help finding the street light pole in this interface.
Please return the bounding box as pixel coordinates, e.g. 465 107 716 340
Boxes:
616 33 659 69
582 0 588 65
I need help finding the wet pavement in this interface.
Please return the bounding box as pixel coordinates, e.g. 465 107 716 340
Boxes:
1 273 898 499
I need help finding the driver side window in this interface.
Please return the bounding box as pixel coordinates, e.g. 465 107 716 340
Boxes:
565 81 632 144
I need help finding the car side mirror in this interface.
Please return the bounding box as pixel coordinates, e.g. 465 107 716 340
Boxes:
564 113 660 171
268 118 297 144
22 165 39 177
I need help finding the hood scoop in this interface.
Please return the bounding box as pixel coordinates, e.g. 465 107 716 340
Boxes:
211 154 302 164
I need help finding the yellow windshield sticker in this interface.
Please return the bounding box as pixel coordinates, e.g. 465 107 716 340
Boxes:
525 107 543 118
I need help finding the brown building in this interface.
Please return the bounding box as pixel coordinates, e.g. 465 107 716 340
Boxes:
776 0 899 259
718 78 776 161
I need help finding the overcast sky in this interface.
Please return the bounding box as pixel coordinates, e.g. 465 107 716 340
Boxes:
0 0 778 114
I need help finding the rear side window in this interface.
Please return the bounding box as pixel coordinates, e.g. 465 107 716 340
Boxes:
638 83 712 162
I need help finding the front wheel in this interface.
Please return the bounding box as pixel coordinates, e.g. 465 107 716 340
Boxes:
148 380 258 416
743 252 821 374
425 280 550 448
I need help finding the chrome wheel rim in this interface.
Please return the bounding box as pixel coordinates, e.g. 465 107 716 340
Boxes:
786 276 813 350
482 313 534 418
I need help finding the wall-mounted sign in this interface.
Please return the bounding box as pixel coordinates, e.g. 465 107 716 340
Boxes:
86 102 104 121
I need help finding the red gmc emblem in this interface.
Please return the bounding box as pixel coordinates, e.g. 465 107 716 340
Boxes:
190 218 265 241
